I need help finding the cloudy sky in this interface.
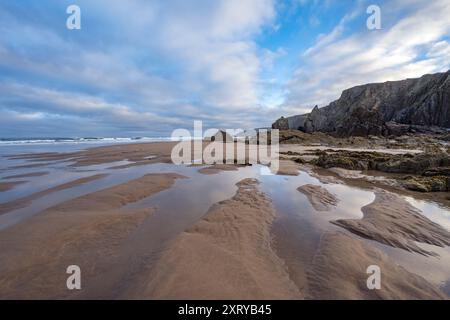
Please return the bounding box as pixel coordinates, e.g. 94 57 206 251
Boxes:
1 0 450 137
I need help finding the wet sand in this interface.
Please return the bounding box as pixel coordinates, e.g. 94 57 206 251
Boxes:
2 172 49 179
332 190 450 256
307 232 447 299
143 178 302 299
0 181 25 192
297 184 339 211
6 141 178 167
0 141 449 299
0 174 108 215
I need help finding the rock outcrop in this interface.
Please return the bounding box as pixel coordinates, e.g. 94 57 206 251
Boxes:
273 70 450 136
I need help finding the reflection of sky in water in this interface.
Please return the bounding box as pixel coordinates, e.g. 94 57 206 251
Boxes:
404 197 450 231
1 152 447 238
1 143 450 292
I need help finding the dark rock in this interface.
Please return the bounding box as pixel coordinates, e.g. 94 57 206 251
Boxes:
271 116 289 130
401 176 450 192
273 70 450 136
440 133 450 141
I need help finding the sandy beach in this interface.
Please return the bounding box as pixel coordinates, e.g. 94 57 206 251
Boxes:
3 0 450 308
0 139 449 299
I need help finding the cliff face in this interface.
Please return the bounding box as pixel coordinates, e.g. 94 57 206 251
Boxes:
273 70 450 136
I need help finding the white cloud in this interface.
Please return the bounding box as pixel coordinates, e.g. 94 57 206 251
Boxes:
284 0 450 113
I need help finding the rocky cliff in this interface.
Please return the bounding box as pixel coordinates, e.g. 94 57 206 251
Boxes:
273 70 450 136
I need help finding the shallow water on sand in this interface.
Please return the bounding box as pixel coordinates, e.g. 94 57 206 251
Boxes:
1 143 450 295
